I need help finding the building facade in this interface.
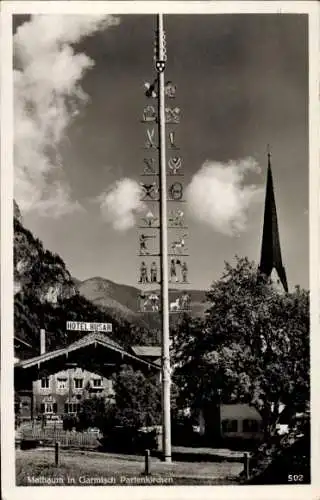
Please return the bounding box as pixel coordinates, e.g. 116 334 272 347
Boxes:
198 403 264 444
15 332 161 422
32 367 114 419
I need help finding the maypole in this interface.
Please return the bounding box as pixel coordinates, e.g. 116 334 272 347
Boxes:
156 13 171 463
138 13 190 462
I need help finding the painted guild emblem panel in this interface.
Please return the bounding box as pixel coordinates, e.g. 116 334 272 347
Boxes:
143 158 157 175
169 182 183 201
169 259 189 283
139 55 190 299
165 107 181 124
139 291 161 312
169 293 191 312
170 233 188 254
141 210 159 227
139 233 157 255
138 261 159 284
168 209 185 227
168 131 179 149
142 105 157 122
168 157 182 175
145 128 157 149
165 81 177 98
140 182 159 200
144 81 157 98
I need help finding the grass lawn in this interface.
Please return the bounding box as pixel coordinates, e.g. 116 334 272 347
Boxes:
16 448 243 486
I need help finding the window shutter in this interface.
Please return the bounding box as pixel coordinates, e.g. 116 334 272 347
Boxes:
53 403 57 413
64 403 68 413
40 403 45 413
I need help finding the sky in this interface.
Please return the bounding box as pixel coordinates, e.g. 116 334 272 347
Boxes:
13 13 309 291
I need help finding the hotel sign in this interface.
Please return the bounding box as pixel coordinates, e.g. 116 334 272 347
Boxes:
66 321 112 333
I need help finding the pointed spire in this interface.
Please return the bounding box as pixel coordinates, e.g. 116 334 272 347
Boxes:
259 147 288 292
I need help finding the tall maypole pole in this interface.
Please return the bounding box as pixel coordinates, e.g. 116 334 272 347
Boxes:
139 13 189 462
156 13 171 463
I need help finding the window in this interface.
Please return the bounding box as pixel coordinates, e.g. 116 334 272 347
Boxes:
41 377 50 388
222 419 238 433
46 403 53 414
57 378 67 390
64 403 81 414
92 378 102 388
74 378 83 389
41 402 57 414
243 419 259 432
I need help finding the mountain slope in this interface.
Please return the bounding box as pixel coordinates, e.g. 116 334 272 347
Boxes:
13 200 209 359
77 276 209 324
13 202 153 358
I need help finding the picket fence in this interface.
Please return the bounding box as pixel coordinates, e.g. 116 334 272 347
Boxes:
21 428 101 449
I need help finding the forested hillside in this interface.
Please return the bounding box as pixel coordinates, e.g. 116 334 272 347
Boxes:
13 201 153 358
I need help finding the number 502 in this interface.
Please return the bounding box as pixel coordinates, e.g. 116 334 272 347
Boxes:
288 474 304 482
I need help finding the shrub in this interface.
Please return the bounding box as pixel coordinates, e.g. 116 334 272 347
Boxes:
77 397 115 432
62 414 78 431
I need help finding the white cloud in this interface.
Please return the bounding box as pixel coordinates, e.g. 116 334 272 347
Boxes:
185 157 263 236
98 178 146 231
32 182 84 219
14 14 119 217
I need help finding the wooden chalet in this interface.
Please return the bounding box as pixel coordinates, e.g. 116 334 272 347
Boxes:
14 332 160 421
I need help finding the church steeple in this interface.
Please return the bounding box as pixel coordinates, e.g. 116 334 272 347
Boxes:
259 148 288 292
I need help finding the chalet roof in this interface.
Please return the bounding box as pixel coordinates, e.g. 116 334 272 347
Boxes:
14 336 33 348
131 346 161 357
220 404 262 421
15 332 159 370
69 332 122 350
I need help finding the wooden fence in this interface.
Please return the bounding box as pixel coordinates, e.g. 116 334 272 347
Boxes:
21 428 101 449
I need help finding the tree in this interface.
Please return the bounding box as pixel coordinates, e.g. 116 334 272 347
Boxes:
172 256 309 436
111 365 161 429
77 396 114 431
